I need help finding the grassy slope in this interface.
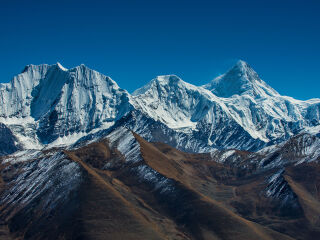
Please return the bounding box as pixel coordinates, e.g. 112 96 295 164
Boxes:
1 133 320 239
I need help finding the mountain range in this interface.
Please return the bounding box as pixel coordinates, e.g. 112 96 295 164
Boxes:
1 60 319 152
0 60 320 240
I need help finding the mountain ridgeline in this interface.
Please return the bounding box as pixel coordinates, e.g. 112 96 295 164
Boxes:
0 60 319 152
1 60 320 240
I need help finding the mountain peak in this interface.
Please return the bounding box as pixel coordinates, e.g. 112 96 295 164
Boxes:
56 62 68 71
154 75 181 85
132 75 184 96
21 63 49 74
235 59 249 68
233 60 256 74
231 60 258 80
203 60 279 98
21 62 68 75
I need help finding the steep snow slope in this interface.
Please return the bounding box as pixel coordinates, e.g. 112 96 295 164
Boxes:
0 63 132 146
132 75 214 130
132 74 236 133
131 76 265 149
131 60 320 150
131 74 267 150
203 60 320 144
0 64 50 118
203 60 279 98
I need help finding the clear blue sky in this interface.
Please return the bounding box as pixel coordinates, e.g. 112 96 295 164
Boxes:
0 0 319 100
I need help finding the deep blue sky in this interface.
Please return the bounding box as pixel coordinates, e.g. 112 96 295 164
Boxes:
0 0 319 99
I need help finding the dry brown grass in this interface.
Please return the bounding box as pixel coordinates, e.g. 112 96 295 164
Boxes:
134 134 293 240
2 132 320 239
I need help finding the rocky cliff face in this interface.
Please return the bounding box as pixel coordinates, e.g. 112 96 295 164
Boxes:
0 63 132 146
0 123 19 156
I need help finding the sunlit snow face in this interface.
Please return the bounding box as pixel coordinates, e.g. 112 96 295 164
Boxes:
1 60 320 153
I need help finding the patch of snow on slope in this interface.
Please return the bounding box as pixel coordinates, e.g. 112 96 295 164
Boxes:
264 169 301 212
134 165 176 195
107 127 142 163
210 149 236 163
2 149 42 164
1 152 81 213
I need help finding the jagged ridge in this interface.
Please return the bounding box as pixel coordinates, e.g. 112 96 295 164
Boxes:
0 60 319 152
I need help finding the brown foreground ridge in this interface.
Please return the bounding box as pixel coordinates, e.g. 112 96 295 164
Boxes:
0 129 319 240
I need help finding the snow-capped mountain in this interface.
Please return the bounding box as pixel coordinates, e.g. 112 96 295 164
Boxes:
131 61 320 150
131 74 266 150
0 63 132 147
203 60 279 98
203 60 320 144
0 60 319 152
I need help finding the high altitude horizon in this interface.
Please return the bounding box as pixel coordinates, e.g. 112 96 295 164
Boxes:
1 0 320 100
4 59 319 102
1 57 319 153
